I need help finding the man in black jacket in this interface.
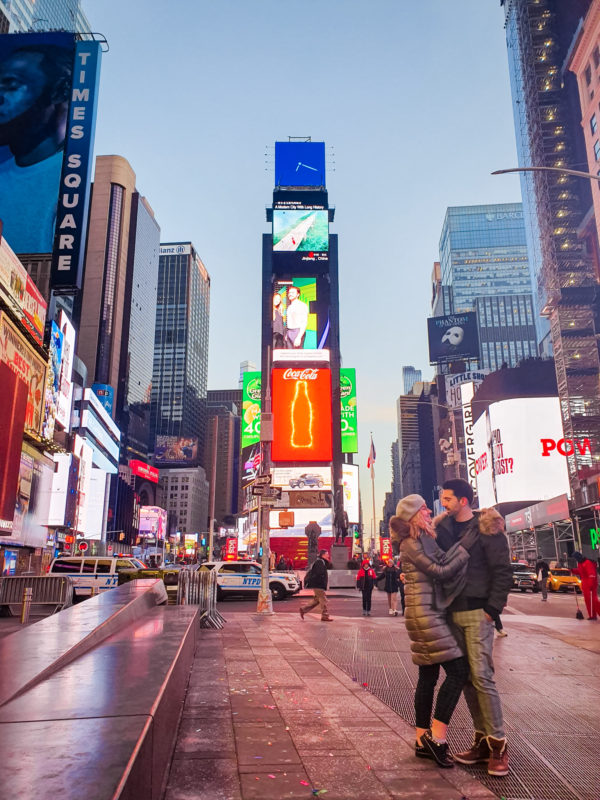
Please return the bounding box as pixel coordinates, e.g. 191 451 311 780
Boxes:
300 549 333 622
435 479 512 778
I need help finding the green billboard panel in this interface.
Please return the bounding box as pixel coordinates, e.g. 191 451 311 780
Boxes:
340 367 358 453
241 372 261 449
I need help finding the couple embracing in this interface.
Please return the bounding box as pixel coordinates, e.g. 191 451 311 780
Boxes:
390 479 513 777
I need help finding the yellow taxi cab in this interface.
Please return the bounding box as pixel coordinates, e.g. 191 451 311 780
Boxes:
547 568 582 594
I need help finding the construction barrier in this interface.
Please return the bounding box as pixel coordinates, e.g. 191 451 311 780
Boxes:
0 576 75 618
177 569 225 629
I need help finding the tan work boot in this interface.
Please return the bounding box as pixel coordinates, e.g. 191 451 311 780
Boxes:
320 615 333 622
487 737 509 776
453 731 490 765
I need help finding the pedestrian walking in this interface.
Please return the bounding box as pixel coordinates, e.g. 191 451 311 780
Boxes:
390 494 477 769
356 558 377 616
276 555 287 571
299 549 333 622
572 551 599 620
535 554 550 601
396 557 406 614
379 558 402 616
436 481 513 777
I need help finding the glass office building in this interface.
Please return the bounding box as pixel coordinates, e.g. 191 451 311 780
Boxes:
438 203 538 371
1 0 90 32
151 244 210 463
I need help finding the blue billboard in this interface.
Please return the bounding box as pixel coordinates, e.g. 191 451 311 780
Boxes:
275 142 326 188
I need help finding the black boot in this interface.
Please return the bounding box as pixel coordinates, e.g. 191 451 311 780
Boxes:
421 730 454 768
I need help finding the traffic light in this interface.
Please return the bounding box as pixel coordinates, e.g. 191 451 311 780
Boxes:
201 536 206 547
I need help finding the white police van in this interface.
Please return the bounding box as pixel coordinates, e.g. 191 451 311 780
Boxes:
48 555 146 598
199 560 300 601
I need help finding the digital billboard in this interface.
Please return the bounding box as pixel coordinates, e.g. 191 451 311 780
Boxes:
241 372 261 449
72 434 92 535
0 237 47 345
274 141 326 188
241 442 261 489
269 507 332 537
342 463 360 524
271 366 332 463
0 311 46 437
473 397 570 507
130 459 159 484
56 310 75 430
0 33 101 287
91 383 114 416
340 367 358 453
0 362 28 530
154 435 198 465
273 210 328 253
271 466 331 491
139 506 167 540
41 320 63 440
427 313 479 364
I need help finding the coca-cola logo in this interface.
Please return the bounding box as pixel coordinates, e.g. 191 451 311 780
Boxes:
282 368 319 381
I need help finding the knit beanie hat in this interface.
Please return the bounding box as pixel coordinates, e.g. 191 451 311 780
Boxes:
395 494 426 522
572 551 584 562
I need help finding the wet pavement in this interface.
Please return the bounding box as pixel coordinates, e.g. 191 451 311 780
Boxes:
163 589 600 800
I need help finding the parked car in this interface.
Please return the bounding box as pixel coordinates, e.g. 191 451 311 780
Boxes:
288 473 324 489
48 555 147 598
547 568 582 593
198 560 300 601
511 562 539 593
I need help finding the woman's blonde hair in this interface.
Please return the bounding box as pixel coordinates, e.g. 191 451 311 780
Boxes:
389 507 435 542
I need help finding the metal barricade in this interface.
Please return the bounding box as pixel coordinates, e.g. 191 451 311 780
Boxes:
0 576 75 618
177 569 225 628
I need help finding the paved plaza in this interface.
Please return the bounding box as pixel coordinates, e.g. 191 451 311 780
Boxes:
163 589 600 800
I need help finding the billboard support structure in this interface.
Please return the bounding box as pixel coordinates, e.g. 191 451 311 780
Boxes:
257 346 273 615
208 415 218 561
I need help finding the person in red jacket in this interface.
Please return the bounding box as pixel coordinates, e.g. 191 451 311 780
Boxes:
572 552 599 620
356 559 378 616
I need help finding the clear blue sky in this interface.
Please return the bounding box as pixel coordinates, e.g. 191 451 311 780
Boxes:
84 0 522 531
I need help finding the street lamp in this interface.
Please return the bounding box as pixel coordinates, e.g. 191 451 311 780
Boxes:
492 165 600 182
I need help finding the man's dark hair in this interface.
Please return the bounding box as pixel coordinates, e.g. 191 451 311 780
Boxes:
9 44 73 104
318 549 328 557
443 478 473 507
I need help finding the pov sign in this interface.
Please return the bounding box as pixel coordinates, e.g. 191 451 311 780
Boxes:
541 438 592 457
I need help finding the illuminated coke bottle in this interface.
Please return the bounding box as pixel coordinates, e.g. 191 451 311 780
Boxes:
291 380 312 448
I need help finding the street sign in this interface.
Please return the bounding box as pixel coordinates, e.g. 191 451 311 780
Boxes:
262 497 277 506
78 541 88 552
254 474 272 486
252 485 266 496
263 487 281 499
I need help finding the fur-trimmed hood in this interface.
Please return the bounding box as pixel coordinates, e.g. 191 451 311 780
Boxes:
477 507 505 536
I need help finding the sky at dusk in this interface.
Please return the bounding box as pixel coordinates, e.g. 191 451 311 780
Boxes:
83 0 522 531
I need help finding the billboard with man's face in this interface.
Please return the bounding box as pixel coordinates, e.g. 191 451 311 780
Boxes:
0 32 101 291
154 435 198 465
427 313 479 364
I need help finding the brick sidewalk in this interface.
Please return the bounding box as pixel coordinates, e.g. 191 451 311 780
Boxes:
163 611 496 800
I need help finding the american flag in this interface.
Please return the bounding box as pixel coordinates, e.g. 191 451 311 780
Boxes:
367 437 376 470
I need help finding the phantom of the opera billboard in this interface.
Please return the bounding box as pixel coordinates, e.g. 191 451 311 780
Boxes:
271 366 333 463
427 312 480 364
0 31 101 292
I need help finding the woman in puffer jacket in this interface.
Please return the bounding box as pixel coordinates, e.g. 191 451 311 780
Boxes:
390 493 477 769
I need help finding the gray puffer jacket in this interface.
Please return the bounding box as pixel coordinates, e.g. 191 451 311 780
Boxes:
400 534 469 666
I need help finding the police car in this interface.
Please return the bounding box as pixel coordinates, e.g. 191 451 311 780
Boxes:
199 560 300 601
48 555 147 598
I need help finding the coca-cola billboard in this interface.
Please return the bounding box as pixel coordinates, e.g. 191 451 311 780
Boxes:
271 367 332 462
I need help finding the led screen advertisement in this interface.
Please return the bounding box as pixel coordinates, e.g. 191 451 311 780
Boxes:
0 362 28 530
56 310 75 431
139 506 167 540
41 320 64 441
271 466 331 491
0 33 101 289
0 311 46 437
154 435 199 465
271 367 333 463
340 367 358 453
241 372 261 449
241 442 261 489
273 210 328 253
0 237 47 345
473 397 571 507
427 313 479 364
342 463 360 524
274 141 326 188
269 507 332 537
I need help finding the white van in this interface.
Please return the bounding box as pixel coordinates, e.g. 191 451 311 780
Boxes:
48 555 146 597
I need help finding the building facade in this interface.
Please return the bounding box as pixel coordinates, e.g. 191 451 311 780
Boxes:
159 467 209 537
150 243 210 462
438 203 538 371
502 0 600 502
402 366 422 395
0 0 90 32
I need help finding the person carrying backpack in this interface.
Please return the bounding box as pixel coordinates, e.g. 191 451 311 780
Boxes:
299 550 333 622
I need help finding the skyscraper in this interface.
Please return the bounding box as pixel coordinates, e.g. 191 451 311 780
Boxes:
151 243 210 461
502 0 600 500
78 156 160 464
402 366 422 395
0 0 90 32
438 203 538 371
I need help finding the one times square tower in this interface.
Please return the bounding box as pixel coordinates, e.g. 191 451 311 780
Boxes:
258 141 356 566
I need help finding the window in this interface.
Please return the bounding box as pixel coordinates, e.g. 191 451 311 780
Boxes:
96 560 112 574
82 559 97 573
594 140 600 161
594 46 600 69
586 65 592 85
51 559 82 574
591 114 598 135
